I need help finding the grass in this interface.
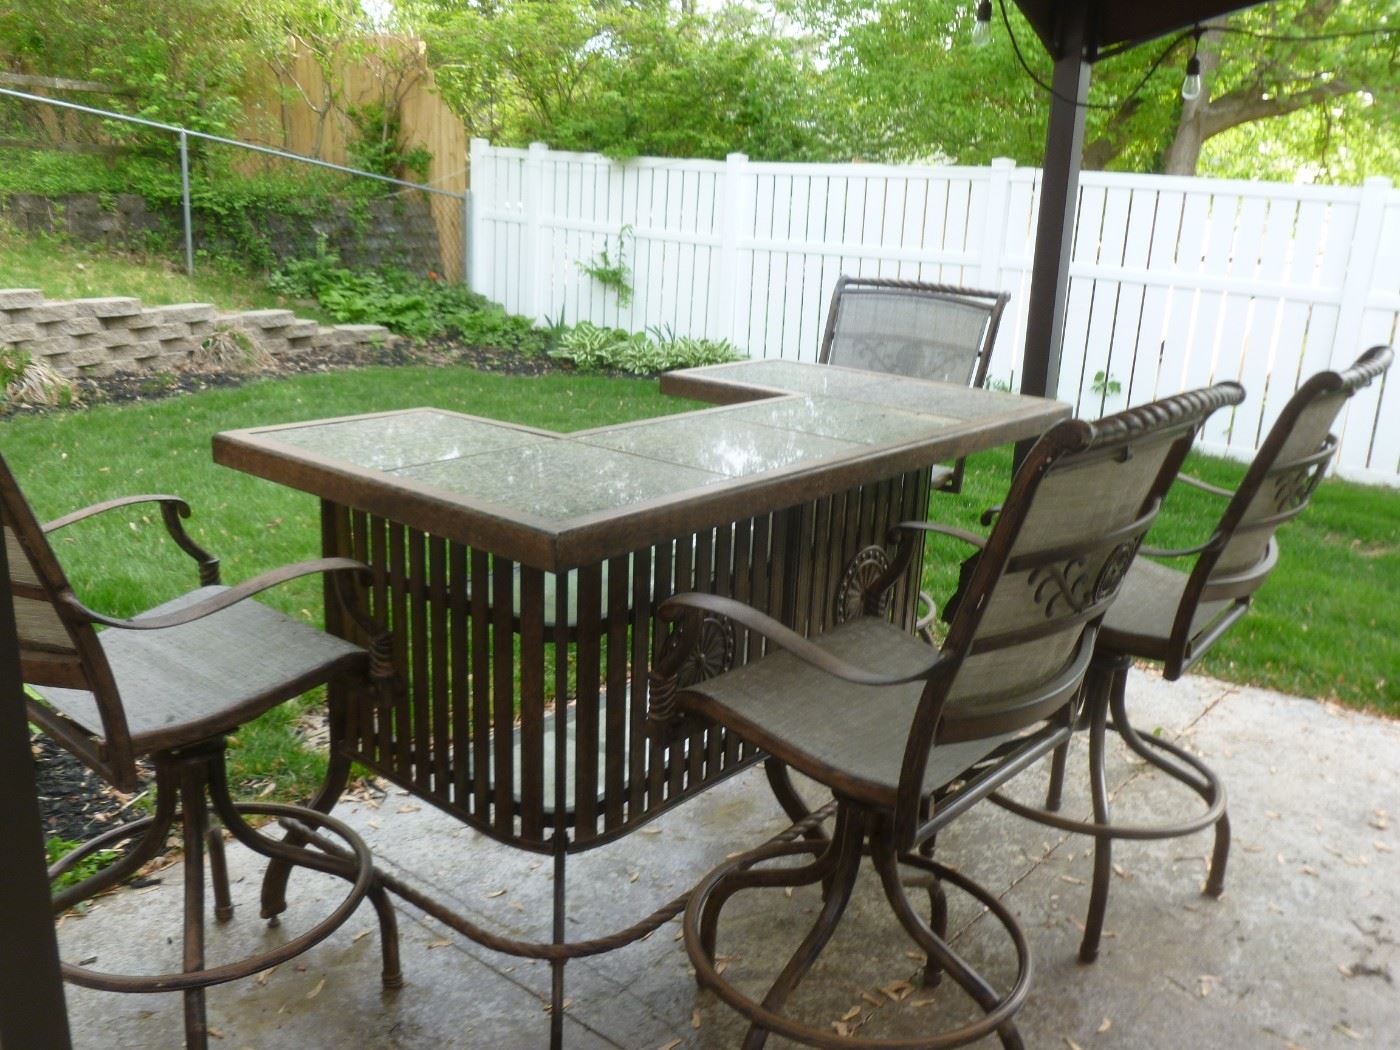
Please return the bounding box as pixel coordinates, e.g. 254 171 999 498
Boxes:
0 232 331 321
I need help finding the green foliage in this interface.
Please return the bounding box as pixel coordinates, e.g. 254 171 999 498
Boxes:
46 837 119 893
424 0 842 161
577 225 633 306
347 100 433 182
550 321 741 375
1091 370 1123 400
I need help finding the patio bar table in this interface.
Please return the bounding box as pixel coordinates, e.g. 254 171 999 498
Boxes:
212 359 1067 1041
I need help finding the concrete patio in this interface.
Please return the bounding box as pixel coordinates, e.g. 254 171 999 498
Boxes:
55 669 1399 1049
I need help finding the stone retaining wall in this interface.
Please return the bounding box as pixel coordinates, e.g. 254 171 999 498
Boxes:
0 192 445 275
0 289 395 378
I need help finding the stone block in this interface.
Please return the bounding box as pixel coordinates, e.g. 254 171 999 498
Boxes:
155 351 190 370
26 336 81 359
333 324 391 345
0 323 40 344
158 337 199 355
67 297 142 319
0 289 44 310
313 326 351 349
122 311 163 331
49 317 103 338
64 348 107 369
142 303 215 325
231 309 296 330
78 361 115 378
26 303 82 324
284 319 320 340
151 323 192 342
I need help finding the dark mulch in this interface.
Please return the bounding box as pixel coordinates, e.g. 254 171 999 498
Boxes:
31 733 147 847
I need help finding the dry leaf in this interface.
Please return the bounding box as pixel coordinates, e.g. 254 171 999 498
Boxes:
352 928 373 943
1334 1022 1363 1040
629 871 641 883
1369 809 1389 830
833 1022 851 1037
1196 974 1220 998
306 978 326 1000
396 804 421 814
1299 865 1319 877
861 991 883 1008
206 1027 224 1040
1338 963 1354 977
1112 864 1130 879
1060 875 1086 885
909 997 938 1008
881 979 914 1002
840 1006 862 1021
1374 840 1394 854
486 888 508 898
255 967 276 987
427 938 452 950
1065 1038 1085 1050
784 887 794 899
658 1040 683 1050
641 827 663 836
1097 1017 1112 1033
692 1007 702 1030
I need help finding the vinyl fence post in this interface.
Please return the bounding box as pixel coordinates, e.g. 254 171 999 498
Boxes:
714 152 750 350
522 142 548 322
462 190 472 289
179 130 194 277
1332 176 1390 368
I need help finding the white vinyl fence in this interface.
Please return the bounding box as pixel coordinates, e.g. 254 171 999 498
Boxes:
468 139 1400 486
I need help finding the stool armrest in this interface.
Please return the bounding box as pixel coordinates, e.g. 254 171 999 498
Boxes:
45 494 220 585
1175 473 1235 498
659 592 946 688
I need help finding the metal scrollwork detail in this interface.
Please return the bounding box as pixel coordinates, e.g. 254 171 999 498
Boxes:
648 614 735 726
834 545 891 624
1273 463 1324 513
1026 558 1091 617
1092 541 1138 604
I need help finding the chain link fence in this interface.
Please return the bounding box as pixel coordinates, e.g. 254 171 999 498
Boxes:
0 86 468 284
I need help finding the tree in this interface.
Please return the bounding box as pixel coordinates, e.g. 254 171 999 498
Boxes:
781 0 1400 180
423 0 840 161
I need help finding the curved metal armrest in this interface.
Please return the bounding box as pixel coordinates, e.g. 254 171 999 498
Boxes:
890 520 987 550
60 557 371 632
658 592 945 688
1175 473 1234 499
978 504 1002 527
44 494 220 585
1141 537 1218 559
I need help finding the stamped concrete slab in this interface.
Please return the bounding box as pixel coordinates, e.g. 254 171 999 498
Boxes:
53 670 1400 1048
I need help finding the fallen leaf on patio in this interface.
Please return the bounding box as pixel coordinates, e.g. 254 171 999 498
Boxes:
1276 852 1287 864
397 804 421 814
905 950 925 961
784 887 794 898
1097 1017 1111 1033
255 966 276 986
486 888 507 898
641 827 663 836
1060 875 1085 885
833 1022 852 1037
1196 974 1220 998
1375 841 1393 853
716 961 729 976
1265 810 1281 820
353 928 372 942
629 871 641 883
692 1008 702 1029
881 979 914 1002
841 1006 862 1021
861 991 884 1008
909 998 938 1008
658 1040 683 1050
306 978 326 1000
1334 1022 1363 1040
206 1027 224 1040
1267 902 1284 914
1299 865 1319 877
1338 963 1353 977
367 819 381 830
1064 1038 1084 1050
1369 809 1388 830
674 929 684 942
1112 864 1130 879
1068 916 1086 932
427 939 452 949
511 902 525 912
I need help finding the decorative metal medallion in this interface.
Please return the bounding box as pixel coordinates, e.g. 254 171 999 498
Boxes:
648 613 735 726
1026 557 1091 617
834 545 892 624
1092 541 1139 604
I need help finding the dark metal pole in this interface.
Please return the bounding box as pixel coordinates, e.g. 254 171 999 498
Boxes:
1016 4 1091 464
0 544 72 1048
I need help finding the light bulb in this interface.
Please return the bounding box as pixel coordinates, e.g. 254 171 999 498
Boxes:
1181 56 1202 101
972 1 993 48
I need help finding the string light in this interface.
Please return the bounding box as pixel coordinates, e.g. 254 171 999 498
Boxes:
1181 29 1204 101
972 1 993 48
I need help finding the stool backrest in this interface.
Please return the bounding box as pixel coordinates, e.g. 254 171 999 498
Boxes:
0 454 133 787
1165 344 1393 677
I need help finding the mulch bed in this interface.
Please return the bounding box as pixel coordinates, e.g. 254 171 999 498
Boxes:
25 336 587 851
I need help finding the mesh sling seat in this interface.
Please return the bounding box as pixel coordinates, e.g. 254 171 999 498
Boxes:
989 345 1394 964
1 453 402 1050
649 382 1243 1050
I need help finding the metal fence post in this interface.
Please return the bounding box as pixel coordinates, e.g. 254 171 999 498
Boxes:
179 130 194 277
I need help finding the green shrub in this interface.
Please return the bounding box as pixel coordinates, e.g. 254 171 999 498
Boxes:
550 322 741 374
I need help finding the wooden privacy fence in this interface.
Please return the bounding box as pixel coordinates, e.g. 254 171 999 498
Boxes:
468 140 1400 486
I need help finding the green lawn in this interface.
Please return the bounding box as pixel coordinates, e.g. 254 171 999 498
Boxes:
0 232 331 321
